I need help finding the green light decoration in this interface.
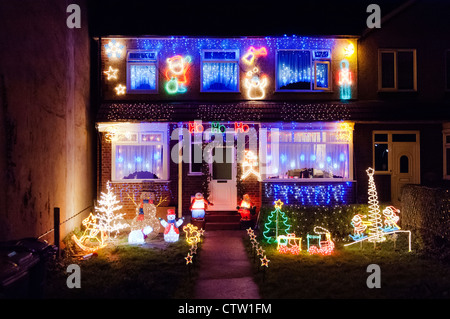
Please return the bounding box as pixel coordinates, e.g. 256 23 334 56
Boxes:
263 199 292 244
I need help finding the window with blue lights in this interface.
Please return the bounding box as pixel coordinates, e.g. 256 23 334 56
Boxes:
127 50 158 93
276 50 331 91
201 49 239 92
263 128 351 180
113 132 167 181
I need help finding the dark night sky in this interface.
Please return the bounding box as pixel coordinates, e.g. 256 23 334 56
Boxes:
87 0 413 37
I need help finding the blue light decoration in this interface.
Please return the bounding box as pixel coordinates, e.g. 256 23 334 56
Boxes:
338 59 352 100
263 182 351 206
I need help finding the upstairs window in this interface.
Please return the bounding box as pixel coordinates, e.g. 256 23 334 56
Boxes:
127 50 158 93
201 50 239 92
276 50 331 91
378 49 417 91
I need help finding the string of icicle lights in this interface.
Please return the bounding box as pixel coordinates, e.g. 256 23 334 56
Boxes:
134 36 337 57
101 102 350 122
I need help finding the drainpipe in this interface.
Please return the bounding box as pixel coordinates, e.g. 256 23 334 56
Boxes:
178 143 183 218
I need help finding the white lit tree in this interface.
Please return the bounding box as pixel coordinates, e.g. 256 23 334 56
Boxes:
366 168 385 243
95 181 129 242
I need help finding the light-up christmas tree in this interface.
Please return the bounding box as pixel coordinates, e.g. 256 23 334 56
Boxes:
366 168 385 243
95 181 129 242
263 199 291 244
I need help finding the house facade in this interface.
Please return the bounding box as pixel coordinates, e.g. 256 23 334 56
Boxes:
94 1 450 222
95 36 359 219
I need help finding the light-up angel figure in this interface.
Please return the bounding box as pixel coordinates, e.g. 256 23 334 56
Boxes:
241 150 261 181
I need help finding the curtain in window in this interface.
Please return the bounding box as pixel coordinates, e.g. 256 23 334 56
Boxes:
202 62 238 91
266 131 349 179
315 62 329 88
115 144 163 179
277 51 312 90
130 64 156 90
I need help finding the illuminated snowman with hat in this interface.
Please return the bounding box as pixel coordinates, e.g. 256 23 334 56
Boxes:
159 208 184 242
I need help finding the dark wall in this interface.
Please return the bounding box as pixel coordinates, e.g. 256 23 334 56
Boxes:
0 0 95 242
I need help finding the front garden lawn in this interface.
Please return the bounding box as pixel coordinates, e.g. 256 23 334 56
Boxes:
245 236 450 299
44 236 198 299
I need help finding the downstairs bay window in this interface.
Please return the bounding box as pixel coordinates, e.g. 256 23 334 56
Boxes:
99 123 169 181
261 123 353 181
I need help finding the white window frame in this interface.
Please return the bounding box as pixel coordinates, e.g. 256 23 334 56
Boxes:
110 123 169 182
372 131 420 175
126 50 158 94
275 49 332 92
378 49 417 92
200 49 240 93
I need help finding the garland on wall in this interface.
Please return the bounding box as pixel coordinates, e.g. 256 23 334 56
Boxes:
201 143 211 201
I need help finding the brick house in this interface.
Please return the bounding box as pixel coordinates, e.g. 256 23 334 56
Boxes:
93 1 450 228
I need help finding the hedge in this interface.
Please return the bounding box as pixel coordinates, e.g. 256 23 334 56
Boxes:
401 185 450 257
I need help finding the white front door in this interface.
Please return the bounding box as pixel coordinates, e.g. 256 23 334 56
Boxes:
209 146 237 211
391 140 420 205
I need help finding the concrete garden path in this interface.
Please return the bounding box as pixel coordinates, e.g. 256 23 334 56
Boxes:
194 230 261 299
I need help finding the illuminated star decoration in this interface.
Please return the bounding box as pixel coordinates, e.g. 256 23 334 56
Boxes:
256 246 265 257
246 227 254 235
114 84 126 95
185 253 193 265
104 66 119 80
104 40 125 59
241 150 261 181
274 199 284 210
260 255 270 267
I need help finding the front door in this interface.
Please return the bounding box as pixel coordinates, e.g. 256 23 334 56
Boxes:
209 146 237 211
391 138 420 205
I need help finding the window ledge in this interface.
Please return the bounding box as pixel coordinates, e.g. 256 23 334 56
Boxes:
110 180 171 183
262 178 355 183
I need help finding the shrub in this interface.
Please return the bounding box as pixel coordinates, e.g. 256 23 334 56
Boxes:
401 185 450 259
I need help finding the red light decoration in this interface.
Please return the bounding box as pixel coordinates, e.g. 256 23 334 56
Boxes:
234 122 249 133
188 121 204 133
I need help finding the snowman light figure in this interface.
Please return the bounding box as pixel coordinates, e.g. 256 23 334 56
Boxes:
244 67 268 100
159 209 184 242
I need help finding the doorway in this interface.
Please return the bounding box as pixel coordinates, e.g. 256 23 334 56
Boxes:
373 131 420 205
208 146 237 211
